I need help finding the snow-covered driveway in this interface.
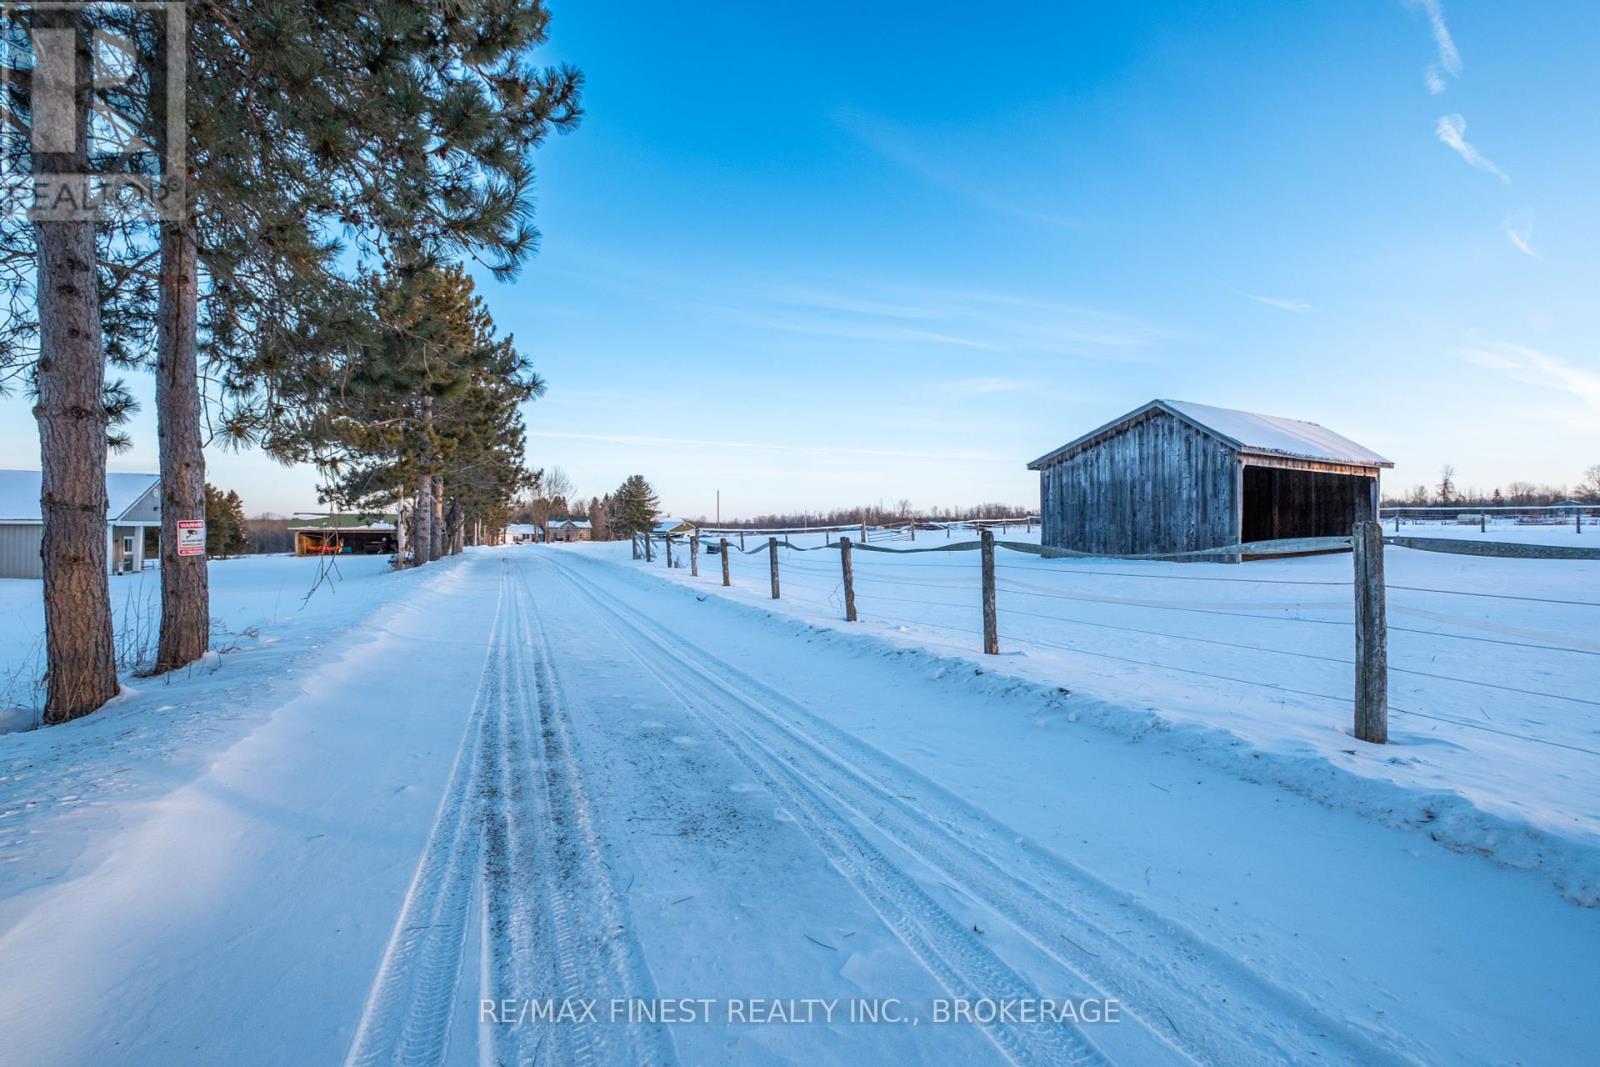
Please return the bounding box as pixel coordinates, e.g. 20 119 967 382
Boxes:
2 547 1597 1065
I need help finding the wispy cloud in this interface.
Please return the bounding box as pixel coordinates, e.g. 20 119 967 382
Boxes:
549 249 1171 363
1411 0 1462 93
741 284 1170 362
1503 219 1540 259
1435 114 1509 183
1456 342 1600 412
524 430 1005 464
932 377 1037 394
746 316 1003 351
1245 293 1312 313
833 108 1082 231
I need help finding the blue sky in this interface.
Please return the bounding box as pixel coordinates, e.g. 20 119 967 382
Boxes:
4 1 1598 518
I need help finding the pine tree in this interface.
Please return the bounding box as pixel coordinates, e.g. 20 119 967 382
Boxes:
2 7 119 722
614 475 660 537
140 0 580 667
202 484 249 557
274 266 541 562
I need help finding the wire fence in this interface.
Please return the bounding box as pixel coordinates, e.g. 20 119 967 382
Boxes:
630 524 1600 760
1379 503 1597 533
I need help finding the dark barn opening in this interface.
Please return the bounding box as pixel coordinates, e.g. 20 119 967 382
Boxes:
1241 466 1375 542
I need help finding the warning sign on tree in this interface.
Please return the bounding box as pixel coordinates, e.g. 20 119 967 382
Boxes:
177 519 206 557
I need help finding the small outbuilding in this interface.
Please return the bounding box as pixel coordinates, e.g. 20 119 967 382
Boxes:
289 513 397 556
1027 400 1392 557
653 517 696 537
0 469 161 579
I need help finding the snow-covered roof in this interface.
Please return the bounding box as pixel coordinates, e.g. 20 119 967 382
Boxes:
654 517 695 532
287 512 396 532
505 523 538 535
1028 400 1392 470
1162 400 1392 467
558 518 592 529
0 469 160 523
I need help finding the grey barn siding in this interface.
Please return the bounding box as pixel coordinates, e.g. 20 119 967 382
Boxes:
0 525 45 580
1038 408 1238 555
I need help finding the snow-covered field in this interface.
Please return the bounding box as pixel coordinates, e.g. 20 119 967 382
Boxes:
0 554 400 730
639 528 1600 904
1 545 1597 1065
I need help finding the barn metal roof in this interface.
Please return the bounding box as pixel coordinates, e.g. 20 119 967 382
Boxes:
1027 400 1393 470
0 469 160 523
287 512 397 532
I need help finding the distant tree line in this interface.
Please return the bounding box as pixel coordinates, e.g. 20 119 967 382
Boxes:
1382 463 1600 507
696 501 1036 529
244 516 296 556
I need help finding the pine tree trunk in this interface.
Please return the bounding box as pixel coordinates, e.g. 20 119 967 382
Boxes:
394 494 409 568
448 500 464 554
430 476 444 561
413 396 434 565
414 475 433 567
153 219 209 672
33 10 117 722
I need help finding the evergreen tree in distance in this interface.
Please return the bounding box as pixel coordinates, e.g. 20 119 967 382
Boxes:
614 475 660 537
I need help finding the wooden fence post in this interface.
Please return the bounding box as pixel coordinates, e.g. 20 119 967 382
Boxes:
1353 521 1388 744
910 522 916 541
740 530 745 551
860 521 868 543
981 529 998 655
690 534 699 576
644 533 654 562
1393 514 1400 534
632 533 640 560
720 538 731 586
768 537 780 599
1480 513 1486 533
665 535 674 569
840 537 857 622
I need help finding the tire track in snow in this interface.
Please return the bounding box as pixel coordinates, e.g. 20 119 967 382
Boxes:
541 556 1110 1067
545 554 1412 1067
502 560 677 1067
344 566 506 1067
348 558 676 1067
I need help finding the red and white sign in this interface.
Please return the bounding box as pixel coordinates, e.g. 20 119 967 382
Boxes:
177 519 206 557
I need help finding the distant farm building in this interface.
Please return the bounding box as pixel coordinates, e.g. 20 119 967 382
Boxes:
0 470 161 579
654 517 696 537
502 522 541 544
1027 400 1392 557
550 518 592 542
289 513 397 556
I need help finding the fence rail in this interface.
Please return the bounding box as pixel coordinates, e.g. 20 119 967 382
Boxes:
630 526 1599 755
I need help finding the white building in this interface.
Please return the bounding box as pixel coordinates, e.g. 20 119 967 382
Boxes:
0 470 162 580
502 523 541 544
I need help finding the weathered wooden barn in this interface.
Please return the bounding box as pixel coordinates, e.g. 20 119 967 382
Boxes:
1027 400 1392 557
